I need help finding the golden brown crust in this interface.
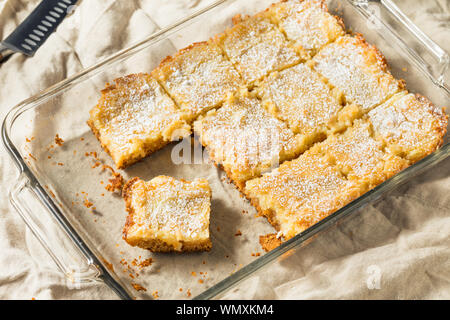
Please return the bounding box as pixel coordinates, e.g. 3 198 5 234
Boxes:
333 14 346 32
152 40 242 119
122 177 139 207
246 193 281 232
127 238 212 253
210 154 281 231
86 118 116 167
222 165 246 194
352 33 390 73
415 93 448 148
194 94 304 191
120 141 171 169
222 161 283 232
198 124 270 197
267 0 345 59
199 127 283 230
313 33 403 112
154 41 211 72
232 13 246 25
122 176 212 253
242 149 366 239
197 135 246 192
92 135 170 170
215 9 300 85
368 92 447 163
122 177 140 240
89 76 143 162
239 172 281 231
115 73 147 87
267 0 328 13
89 73 190 169
99 73 153 97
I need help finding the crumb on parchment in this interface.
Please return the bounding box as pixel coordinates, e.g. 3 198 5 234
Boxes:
55 134 64 146
102 164 124 192
84 151 124 193
132 257 153 269
83 197 93 208
120 256 154 280
131 283 147 292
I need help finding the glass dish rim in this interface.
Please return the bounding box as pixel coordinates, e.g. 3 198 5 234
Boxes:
1 0 449 300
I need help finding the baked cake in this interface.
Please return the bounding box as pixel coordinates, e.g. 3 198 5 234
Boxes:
368 92 448 162
214 12 300 86
88 73 191 169
244 149 362 239
193 93 304 191
123 176 212 252
312 34 404 112
314 120 410 189
267 0 345 59
85 0 448 249
151 41 243 120
257 62 360 143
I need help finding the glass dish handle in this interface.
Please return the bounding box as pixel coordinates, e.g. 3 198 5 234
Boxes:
353 0 450 95
10 174 102 285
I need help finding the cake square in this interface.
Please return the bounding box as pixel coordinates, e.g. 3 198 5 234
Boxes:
122 176 212 252
312 34 403 112
315 120 409 188
193 93 305 191
244 149 362 240
267 0 345 58
88 73 191 169
368 92 448 162
257 63 361 142
214 12 300 86
151 41 243 120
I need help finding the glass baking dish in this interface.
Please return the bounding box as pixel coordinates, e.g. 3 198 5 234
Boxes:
2 0 449 300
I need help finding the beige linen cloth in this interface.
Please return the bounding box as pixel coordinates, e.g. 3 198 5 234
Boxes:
0 0 448 299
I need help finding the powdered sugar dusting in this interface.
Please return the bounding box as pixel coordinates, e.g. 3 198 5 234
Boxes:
368 93 448 160
260 63 343 135
93 74 189 155
313 35 401 111
89 1 447 244
320 119 409 187
323 120 386 179
154 43 242 118
130 177 210 241
195 95 301 178
219 14 299 84
272 0 344 54
246 151 357 238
